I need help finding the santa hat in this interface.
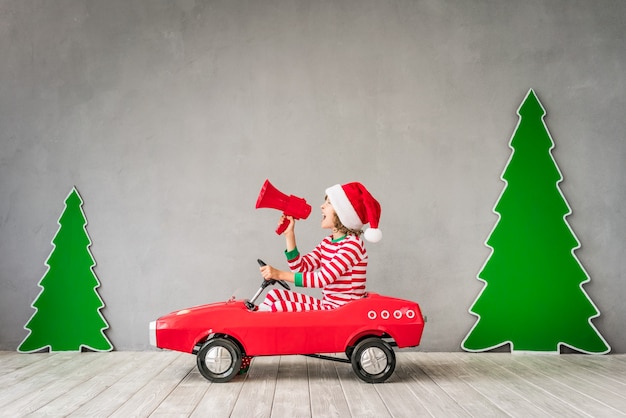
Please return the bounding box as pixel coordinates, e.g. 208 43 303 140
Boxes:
325 182 382 243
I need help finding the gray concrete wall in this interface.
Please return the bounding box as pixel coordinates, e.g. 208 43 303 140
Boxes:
1 0 624 352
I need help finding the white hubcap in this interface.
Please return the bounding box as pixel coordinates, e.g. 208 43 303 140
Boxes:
205 346 233 374
360 347 387 375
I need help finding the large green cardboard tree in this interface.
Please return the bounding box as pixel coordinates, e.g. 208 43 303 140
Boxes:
18 187 113 352
462 89 610 354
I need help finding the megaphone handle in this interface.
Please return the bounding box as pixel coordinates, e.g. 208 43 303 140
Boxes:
275 216 290 235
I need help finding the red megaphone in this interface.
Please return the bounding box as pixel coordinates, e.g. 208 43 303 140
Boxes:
256 179 312 235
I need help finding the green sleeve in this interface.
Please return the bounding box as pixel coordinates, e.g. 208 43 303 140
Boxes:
294 272 303 287
284 247 300 261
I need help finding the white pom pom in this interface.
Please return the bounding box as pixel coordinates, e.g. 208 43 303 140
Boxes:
364 228 382 243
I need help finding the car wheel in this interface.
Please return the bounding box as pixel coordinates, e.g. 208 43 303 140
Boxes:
196 338 242 383
345 345 354 359
350 337 396 383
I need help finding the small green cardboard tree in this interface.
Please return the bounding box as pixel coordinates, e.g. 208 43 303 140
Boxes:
18 187 113 352
462 89 610 354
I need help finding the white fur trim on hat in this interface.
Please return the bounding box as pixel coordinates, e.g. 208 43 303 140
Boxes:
364 227 382 243
325 184 363 230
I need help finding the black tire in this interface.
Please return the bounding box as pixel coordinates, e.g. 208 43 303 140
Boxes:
196 338 242 383
345 345 354 359
350 337 396 383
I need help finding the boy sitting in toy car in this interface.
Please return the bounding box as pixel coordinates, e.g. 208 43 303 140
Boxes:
259 182 382 312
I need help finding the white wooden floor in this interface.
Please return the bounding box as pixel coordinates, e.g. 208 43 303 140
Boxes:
1 350 625 417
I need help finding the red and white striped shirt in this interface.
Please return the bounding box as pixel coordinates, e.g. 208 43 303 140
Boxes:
287 234 367 308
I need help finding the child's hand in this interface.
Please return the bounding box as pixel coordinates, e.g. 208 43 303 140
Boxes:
279 215 295 235
260 265 278 281
260 264 295 283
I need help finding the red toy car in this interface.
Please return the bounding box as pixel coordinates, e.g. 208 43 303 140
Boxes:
150 260 425 383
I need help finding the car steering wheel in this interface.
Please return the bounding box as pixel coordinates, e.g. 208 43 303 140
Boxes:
257 259 291 291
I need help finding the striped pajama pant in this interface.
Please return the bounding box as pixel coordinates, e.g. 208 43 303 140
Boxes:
259 289 334 312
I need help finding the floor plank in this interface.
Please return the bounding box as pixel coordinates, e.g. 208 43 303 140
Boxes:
0 351 50 375
25 352 138 417
189 373 244 417
0 353 77 407
336 359 393 417
497 353 626 415
150 369 210 417
412 353 507 417
106 352 194 418
445 352 569 417
396 353 472 417
229 355 279 417
1 352 103 414
68 351 178 417
372 368 433 417
0 351 625 417
272 355 311 418
306 356 352 417
472 353 589 417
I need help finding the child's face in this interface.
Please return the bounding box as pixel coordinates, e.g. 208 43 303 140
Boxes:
320 196 336 230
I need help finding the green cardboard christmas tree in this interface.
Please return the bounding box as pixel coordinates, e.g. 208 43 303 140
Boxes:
18 187 113 352
462 89 610 354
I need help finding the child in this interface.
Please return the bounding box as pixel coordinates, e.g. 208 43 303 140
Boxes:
259 182 382 312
